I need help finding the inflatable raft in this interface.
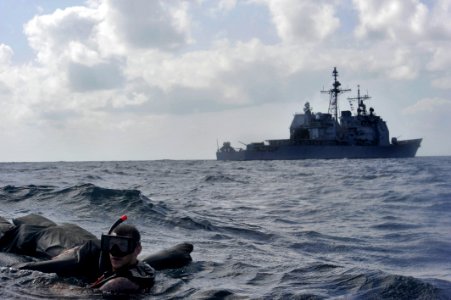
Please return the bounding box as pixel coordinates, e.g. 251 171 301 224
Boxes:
0 214 193 282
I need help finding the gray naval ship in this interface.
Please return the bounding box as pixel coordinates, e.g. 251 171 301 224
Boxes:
216 68 422 161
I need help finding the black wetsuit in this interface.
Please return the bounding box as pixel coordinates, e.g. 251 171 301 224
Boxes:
90 261 155 290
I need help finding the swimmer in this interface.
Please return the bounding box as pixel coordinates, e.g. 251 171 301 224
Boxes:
90 224 155 293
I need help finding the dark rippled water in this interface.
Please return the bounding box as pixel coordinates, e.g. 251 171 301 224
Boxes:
1 157 451 299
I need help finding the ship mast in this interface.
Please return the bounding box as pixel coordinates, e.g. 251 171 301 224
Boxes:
347 85 371 116
321 67 351 121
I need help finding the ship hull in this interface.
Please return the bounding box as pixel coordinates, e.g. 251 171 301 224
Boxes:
216 139 422 161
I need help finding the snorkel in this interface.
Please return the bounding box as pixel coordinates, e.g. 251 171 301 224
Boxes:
108 215 127 234
99 215 128 273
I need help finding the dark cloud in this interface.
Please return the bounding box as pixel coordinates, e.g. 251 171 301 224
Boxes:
67 61 125 92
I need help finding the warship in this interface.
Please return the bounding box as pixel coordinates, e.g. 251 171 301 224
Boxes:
216 68 422 160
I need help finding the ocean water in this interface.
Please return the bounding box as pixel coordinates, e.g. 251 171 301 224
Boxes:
0 157 451 299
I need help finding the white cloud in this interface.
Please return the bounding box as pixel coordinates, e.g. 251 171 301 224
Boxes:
124 39 294 104
22 0 193 95
260 0 340 44
24 6 101 65
0 44 14 65
387 47 419 80
352 0 451 76
403 97 451 115
101 0 192 50
353 0 428 41
66 41 104 65
426 42 451 71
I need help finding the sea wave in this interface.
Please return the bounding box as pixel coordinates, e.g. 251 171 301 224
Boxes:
0 158 450 299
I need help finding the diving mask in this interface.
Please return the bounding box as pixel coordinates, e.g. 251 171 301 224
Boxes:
101 234 137 257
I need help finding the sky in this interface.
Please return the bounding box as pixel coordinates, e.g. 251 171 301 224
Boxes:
0 0 450 161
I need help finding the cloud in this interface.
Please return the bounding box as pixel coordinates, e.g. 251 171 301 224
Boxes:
428 0 451 40
0 45 14 96
426 42 451 71
348 0 451 82
22 0 192 94
403 97 451 115
24 6 101 65
0 44 14 65
7 0 437 121
431 76 451 89
259 0 340 44
17 0 447 117
9 1 447 102
67 60 125 91
353 0 428 41
102 0 192 50
0 81 9 94
217 0 238 12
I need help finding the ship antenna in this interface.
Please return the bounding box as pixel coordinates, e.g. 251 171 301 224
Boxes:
321 67 351 121
347 85 371 116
